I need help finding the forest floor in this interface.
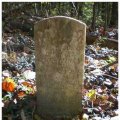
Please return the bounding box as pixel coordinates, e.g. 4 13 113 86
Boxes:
2 17 118 120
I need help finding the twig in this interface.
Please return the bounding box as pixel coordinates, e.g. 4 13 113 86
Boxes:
102 73 118 80
107 38 118 43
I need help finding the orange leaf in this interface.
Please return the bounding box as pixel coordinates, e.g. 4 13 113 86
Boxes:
21 82 33 87
85 60 89 64
17 91 26 98
2 81 15 92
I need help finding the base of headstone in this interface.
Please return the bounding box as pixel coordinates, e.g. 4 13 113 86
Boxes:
33 107 83 120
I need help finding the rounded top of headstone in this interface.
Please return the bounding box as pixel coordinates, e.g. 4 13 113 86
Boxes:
35 16 86 27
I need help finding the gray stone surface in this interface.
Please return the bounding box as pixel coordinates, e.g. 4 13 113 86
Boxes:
34 16 86 119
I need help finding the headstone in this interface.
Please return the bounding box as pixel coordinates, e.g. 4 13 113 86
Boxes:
34 16 86 119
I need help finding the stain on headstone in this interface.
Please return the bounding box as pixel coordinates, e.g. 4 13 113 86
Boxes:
34 16 86 119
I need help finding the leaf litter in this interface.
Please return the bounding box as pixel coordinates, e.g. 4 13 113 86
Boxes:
2 33 118 120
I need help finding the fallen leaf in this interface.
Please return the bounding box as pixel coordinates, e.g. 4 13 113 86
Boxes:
86 90 96 101
23 70 35 80
2 82 15 92
2 77 16 92
21 82 33 88
8 52 17 63
17 91 26 98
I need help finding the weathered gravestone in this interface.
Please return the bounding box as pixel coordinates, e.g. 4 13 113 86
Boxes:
34 16 86 119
